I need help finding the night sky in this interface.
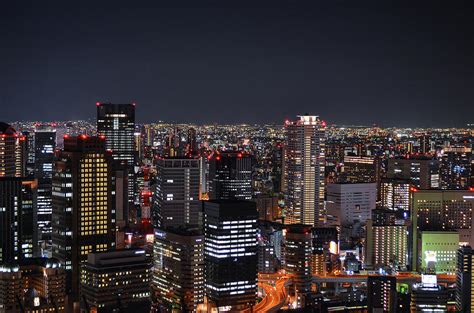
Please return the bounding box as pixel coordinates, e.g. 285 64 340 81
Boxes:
1 1 473 126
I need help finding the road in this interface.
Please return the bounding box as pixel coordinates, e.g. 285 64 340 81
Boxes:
252 277 288 313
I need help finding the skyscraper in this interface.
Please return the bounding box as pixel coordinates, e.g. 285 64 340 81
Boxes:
439 146 472 190
367 275 397 313
380 178 411 211
208 151 253 201
51 135 116 296
387 157 440 189
203 200 258 311
0 177 36 262
456 245 474 312
97 103 136 209
34 128 56 255
152 157 201 229
283 224 313 308
284 115 326 226
0 122 26 178
151 228 204 312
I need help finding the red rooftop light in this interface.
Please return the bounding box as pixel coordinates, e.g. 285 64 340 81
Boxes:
99 135 106 140
64 134 69 139
80 134 88 140
96 102 101 106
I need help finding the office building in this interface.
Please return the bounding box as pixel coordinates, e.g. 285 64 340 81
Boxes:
0 265 22 313
341 155 381 185
151 228 204 312
0 122 25 178
411 190 474 270
208 151 253 201
387 157 440 189
34 129 56 255
20 258 66 313
152 157 201 229
284 115 326 226
366 219 408 269
203 200 258 311
326 182 376 225
80 249 151 312
0 177 36 263
257 222 283 273
456 245 474 312
439 146 472 190
367 275 397 313
411 274 449 312
419 231 458 274
97 103 136 207
283 224 312 308
380 178 411 211
51 135 116 296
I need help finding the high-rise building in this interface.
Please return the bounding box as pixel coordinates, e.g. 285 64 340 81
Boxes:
439 146 472 190
284 115 326 226
283 224 312 308
341 155 381 185
97 103 136 208
208 151 253 201
0 177 36 263
419 231 458 274
203 200 258 311
365 219 408 269
387 157 440 189
20 258 66 312
51 135 116 296
186 127 198 156
152 157 201 229
34 129 56 255
456 245 474 312
0 122 26 178
326 182 376 226
367 275 397 313
380 178 411 211
411 274 449 312
411 190 474 270
151 228 204 312
80 249 151 312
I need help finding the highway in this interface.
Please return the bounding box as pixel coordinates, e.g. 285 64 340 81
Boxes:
251 277 288 312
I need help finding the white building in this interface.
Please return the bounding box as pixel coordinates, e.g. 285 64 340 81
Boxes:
326 182 376 226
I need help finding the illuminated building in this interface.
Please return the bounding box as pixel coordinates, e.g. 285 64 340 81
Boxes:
203 200 258 311
284 115 326 226
34 129 56 255
186 127 198 156
255 195 281 222
341 155 381 185
208 151 253 201
152 157 201 229
365 219 408 269
20 258 66 313
387 157 440 189
0 122 26 178
51 135 116 297
0 265 21 313
367 275 397 313
80 249 151 312
380 178 411 212
419 231 459 274
257 222 283 273
456 245 474 312
0 177 36 262
151 229 204 312
283 224 312 308
326 182 376 225
439 146 472 190
410 190 474 270
410 274 449 312
97 103 136 208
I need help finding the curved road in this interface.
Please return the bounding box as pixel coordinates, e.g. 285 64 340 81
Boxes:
252 278 288 312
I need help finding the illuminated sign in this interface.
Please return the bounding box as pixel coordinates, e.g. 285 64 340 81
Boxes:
421 274 437 287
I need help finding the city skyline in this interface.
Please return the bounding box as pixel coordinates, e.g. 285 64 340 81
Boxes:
2 1 473 127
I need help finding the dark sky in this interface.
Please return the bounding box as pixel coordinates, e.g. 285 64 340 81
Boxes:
1 1 473 126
